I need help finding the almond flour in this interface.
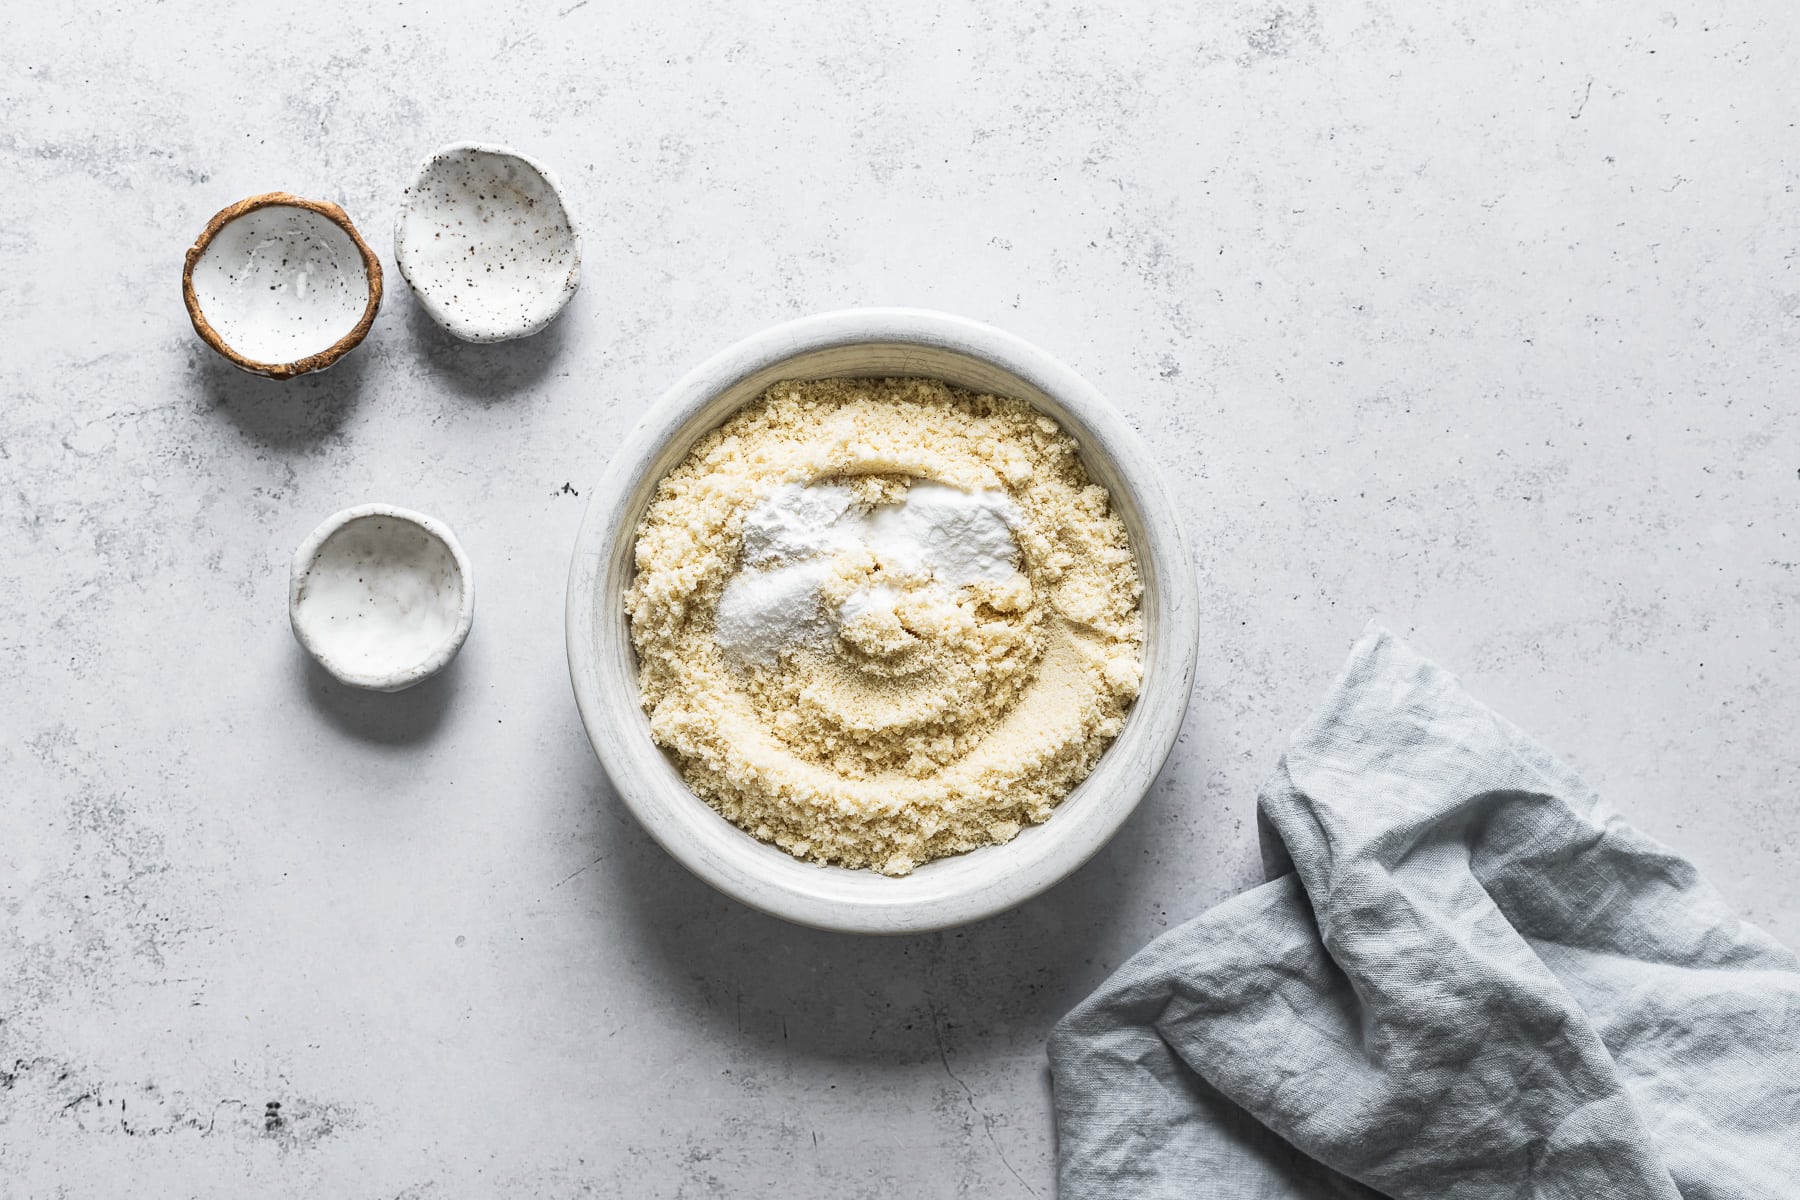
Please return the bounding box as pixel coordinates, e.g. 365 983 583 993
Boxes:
625 377 1143 875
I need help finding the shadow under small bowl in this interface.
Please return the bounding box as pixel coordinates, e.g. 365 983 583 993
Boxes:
291 504 475 692
183 192 382 380
566 309 1200 934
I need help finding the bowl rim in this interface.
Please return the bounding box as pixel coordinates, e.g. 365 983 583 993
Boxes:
290 503 476 693
392 140 583 344
565 308 1199 933
182 192 383 380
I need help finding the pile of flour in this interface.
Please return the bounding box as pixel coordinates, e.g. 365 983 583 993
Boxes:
624 376 1143 875
714 480 1023 666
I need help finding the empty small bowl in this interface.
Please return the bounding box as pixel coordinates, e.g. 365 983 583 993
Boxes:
183 193 382 380
393 142 581 343
290 505 475 692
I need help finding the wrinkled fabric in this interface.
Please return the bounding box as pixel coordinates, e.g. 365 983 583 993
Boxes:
1050 628 1800 1199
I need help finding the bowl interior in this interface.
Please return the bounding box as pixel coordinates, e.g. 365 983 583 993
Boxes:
574 333 1194 933
191 203 372 364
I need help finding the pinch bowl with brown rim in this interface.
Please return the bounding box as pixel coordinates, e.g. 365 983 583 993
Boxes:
183 192 383 380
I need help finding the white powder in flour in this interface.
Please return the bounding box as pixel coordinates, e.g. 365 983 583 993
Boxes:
713 557 838 665
739 482 860 566
712 479 1024 667
837 581 902 625
861 480 1021 587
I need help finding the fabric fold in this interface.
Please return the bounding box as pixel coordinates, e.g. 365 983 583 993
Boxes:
1051 627 1800 1199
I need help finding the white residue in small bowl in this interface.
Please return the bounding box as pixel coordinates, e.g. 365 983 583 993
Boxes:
290 505 475 692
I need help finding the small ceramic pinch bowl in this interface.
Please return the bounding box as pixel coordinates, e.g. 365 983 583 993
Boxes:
183 192 382 380
394 142 581 343
566 309 1201 934
291 505 475 692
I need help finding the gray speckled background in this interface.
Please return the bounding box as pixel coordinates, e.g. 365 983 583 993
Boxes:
3 1 1796 1195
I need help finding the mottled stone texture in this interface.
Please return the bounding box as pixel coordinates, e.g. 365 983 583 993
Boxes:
1 1 1795 1196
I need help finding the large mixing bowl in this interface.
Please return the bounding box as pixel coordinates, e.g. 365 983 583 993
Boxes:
566 309 1198 933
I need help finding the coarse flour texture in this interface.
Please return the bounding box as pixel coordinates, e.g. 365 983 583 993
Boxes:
625 378 1143 875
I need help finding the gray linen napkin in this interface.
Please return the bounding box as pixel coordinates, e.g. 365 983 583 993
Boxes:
1050 627 1800 1199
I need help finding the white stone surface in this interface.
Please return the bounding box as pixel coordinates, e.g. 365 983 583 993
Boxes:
2 1 1796 1195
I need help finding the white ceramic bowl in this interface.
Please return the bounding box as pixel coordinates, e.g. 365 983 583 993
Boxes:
393 142 581 343
183 192 382 380
566 309 1199 933
291 504 475 692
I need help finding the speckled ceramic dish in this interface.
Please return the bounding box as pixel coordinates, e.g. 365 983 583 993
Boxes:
183 193 382 380
291 504 475 692
566 309 1201 934
393 142 581 343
